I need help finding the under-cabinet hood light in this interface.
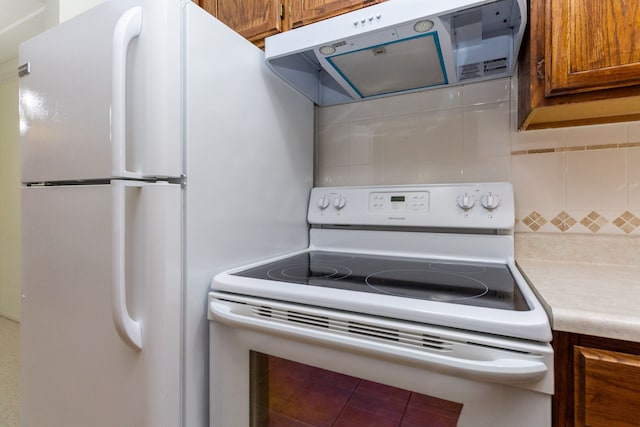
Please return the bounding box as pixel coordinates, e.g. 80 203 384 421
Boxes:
319 45 336 55
413 19 434 33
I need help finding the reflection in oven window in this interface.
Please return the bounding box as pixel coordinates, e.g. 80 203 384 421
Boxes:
250 351 463 426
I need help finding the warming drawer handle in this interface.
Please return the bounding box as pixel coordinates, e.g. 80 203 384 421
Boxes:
111 6 143 178
209 301 548 383
111 180 143 351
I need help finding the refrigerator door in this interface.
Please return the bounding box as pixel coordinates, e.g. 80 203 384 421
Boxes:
20 182 182 426
19 0 181 183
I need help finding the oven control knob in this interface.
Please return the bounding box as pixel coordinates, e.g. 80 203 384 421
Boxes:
317 195 330 210
481 192 501 210
456 193 475 210
332 194 346 210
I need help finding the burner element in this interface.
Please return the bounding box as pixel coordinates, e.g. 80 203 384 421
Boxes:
365 269 489 301
268 263 352 281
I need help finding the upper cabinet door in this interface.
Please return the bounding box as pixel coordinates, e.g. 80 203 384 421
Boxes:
546 0 640 96
288 0 381 29
215 0 284 44
201 0 386 48
19 0 181 183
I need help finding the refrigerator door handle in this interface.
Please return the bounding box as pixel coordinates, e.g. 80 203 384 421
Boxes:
111 7 143 179
111 180 143 351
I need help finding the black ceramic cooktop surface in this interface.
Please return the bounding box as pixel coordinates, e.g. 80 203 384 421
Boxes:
233 251 529 311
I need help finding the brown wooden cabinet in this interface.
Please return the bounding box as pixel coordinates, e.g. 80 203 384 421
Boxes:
214 0 284 46
519 0 640 130
553 331 640 427
287 0 379 29
545 0 640 96
195 0 384 48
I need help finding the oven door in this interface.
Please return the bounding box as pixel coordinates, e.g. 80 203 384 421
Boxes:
208 293 552 427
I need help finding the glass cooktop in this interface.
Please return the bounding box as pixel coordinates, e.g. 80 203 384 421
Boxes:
233 251 529 311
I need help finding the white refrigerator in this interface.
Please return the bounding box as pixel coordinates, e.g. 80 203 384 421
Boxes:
19 1 313 426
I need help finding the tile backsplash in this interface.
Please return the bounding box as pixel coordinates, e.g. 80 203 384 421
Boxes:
316 77 640 235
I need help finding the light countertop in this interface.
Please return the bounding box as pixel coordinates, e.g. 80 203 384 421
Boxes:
515 233 640 343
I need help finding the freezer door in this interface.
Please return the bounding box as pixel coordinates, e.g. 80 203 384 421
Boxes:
20 182 182 426
19 0 181 183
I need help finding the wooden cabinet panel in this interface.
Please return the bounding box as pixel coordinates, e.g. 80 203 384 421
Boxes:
553 331 640 427
195 0 386 48
518 0 640 130
288 0 381 28
196 0 217 17
574 346 640 427
215 0 283 43
546 0 640 96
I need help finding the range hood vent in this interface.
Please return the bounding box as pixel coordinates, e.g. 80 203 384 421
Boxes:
265 0 526 106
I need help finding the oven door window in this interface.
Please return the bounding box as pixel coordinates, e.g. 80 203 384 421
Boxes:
250 351 463 426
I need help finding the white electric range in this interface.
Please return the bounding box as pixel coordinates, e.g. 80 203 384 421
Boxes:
208 183 553 427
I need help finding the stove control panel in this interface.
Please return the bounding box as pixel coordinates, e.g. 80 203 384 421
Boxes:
369 191 429 214
308 183 515 230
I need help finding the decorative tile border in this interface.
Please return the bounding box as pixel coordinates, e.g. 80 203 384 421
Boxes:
580 211 608 233
550 211 576 232
516 210 640 235
512 138 640 236
613 211 640 234
521 211 547 231
511 141 640 156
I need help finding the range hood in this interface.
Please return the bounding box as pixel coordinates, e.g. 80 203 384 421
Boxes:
265 0 526 106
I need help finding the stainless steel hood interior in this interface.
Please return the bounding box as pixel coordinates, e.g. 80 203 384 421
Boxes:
265 0 526 106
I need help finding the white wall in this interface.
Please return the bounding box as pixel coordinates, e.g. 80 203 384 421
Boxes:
43 0 104 29
0 72 21 321
316 76 640 236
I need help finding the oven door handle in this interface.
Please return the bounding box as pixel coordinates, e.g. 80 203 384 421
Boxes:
209 301 548 384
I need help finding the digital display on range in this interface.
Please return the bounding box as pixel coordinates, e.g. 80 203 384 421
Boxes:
391 196 405 202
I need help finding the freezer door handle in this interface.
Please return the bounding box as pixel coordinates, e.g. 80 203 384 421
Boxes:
111 7 143 179
111 180 143 351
